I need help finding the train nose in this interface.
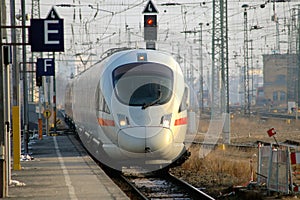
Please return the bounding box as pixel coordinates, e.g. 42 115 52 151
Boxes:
118 127 173 153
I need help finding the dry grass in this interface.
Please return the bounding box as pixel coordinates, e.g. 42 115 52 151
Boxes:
187 116 300 186
179 145 257 187
230 116 300 142
196 115 300 144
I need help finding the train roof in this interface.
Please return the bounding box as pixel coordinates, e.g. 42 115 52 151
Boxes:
72 47 178 79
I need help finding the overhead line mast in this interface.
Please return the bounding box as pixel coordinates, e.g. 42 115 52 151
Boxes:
31 0 40 21
31 0 45 140
243 4 250 116
212 0 229 143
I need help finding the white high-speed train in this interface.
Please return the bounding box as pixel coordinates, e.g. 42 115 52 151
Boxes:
64 48 191 172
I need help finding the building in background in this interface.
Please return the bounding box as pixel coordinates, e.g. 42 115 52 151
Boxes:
262 54 299 111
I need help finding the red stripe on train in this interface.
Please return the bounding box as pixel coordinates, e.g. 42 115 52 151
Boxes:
174 117 188 126
98 118 115 126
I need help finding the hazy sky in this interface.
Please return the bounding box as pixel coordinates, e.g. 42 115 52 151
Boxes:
9 1 300 72
6 0 300 105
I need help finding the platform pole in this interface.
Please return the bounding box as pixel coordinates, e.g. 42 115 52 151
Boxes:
12 106 21 170
53 52 57 135
0 1 7 197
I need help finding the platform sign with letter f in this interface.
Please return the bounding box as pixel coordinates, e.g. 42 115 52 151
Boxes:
37 58 55 76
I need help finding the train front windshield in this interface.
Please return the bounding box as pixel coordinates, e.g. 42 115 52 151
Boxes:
113 63 173 107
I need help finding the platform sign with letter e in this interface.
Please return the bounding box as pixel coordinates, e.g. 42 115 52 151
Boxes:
29 7 64 52
37 58 55 76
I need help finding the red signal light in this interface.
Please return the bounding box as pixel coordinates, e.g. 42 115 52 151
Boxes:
147 19 154 26
144 15 157 27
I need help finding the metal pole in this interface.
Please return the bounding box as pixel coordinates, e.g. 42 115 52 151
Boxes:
31 0 43 139
10 0 18 116
190 46 194 94
46 75 50 136
199 23 203 112
250 40 253 103
0 1 7 197
297 5 300 120
53 53 57 134
4 58 10 198
38 85 43 139
243 5 250 116
21 0 29 154
10 0 21 172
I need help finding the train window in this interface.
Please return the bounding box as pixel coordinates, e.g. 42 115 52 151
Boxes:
179 87 188 112
95 85 110 113
113 62 173 107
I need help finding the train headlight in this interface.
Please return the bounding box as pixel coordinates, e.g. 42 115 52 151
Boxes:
117 114 130 127
160 114 172 128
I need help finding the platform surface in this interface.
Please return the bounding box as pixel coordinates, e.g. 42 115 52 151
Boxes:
7 134 129 200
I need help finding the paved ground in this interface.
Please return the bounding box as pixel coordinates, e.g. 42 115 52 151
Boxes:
6 134 129 200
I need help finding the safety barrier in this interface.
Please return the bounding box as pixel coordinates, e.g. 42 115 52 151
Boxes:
267 148 289 193
257 145 271 185
257 145 300 194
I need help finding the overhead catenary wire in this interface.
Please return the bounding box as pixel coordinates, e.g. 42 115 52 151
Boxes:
7 0 299 79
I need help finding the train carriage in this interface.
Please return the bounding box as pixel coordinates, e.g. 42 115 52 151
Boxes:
65 49 190 172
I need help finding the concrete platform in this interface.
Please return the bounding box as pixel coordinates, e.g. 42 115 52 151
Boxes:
7 134 129 200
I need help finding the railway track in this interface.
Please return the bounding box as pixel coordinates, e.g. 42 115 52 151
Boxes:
119 172 215 200
69 120 215 199
257 111 297 119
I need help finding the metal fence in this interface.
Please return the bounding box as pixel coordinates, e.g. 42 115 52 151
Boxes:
267 148 289 193
257 145 290 194
257 145 271 185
